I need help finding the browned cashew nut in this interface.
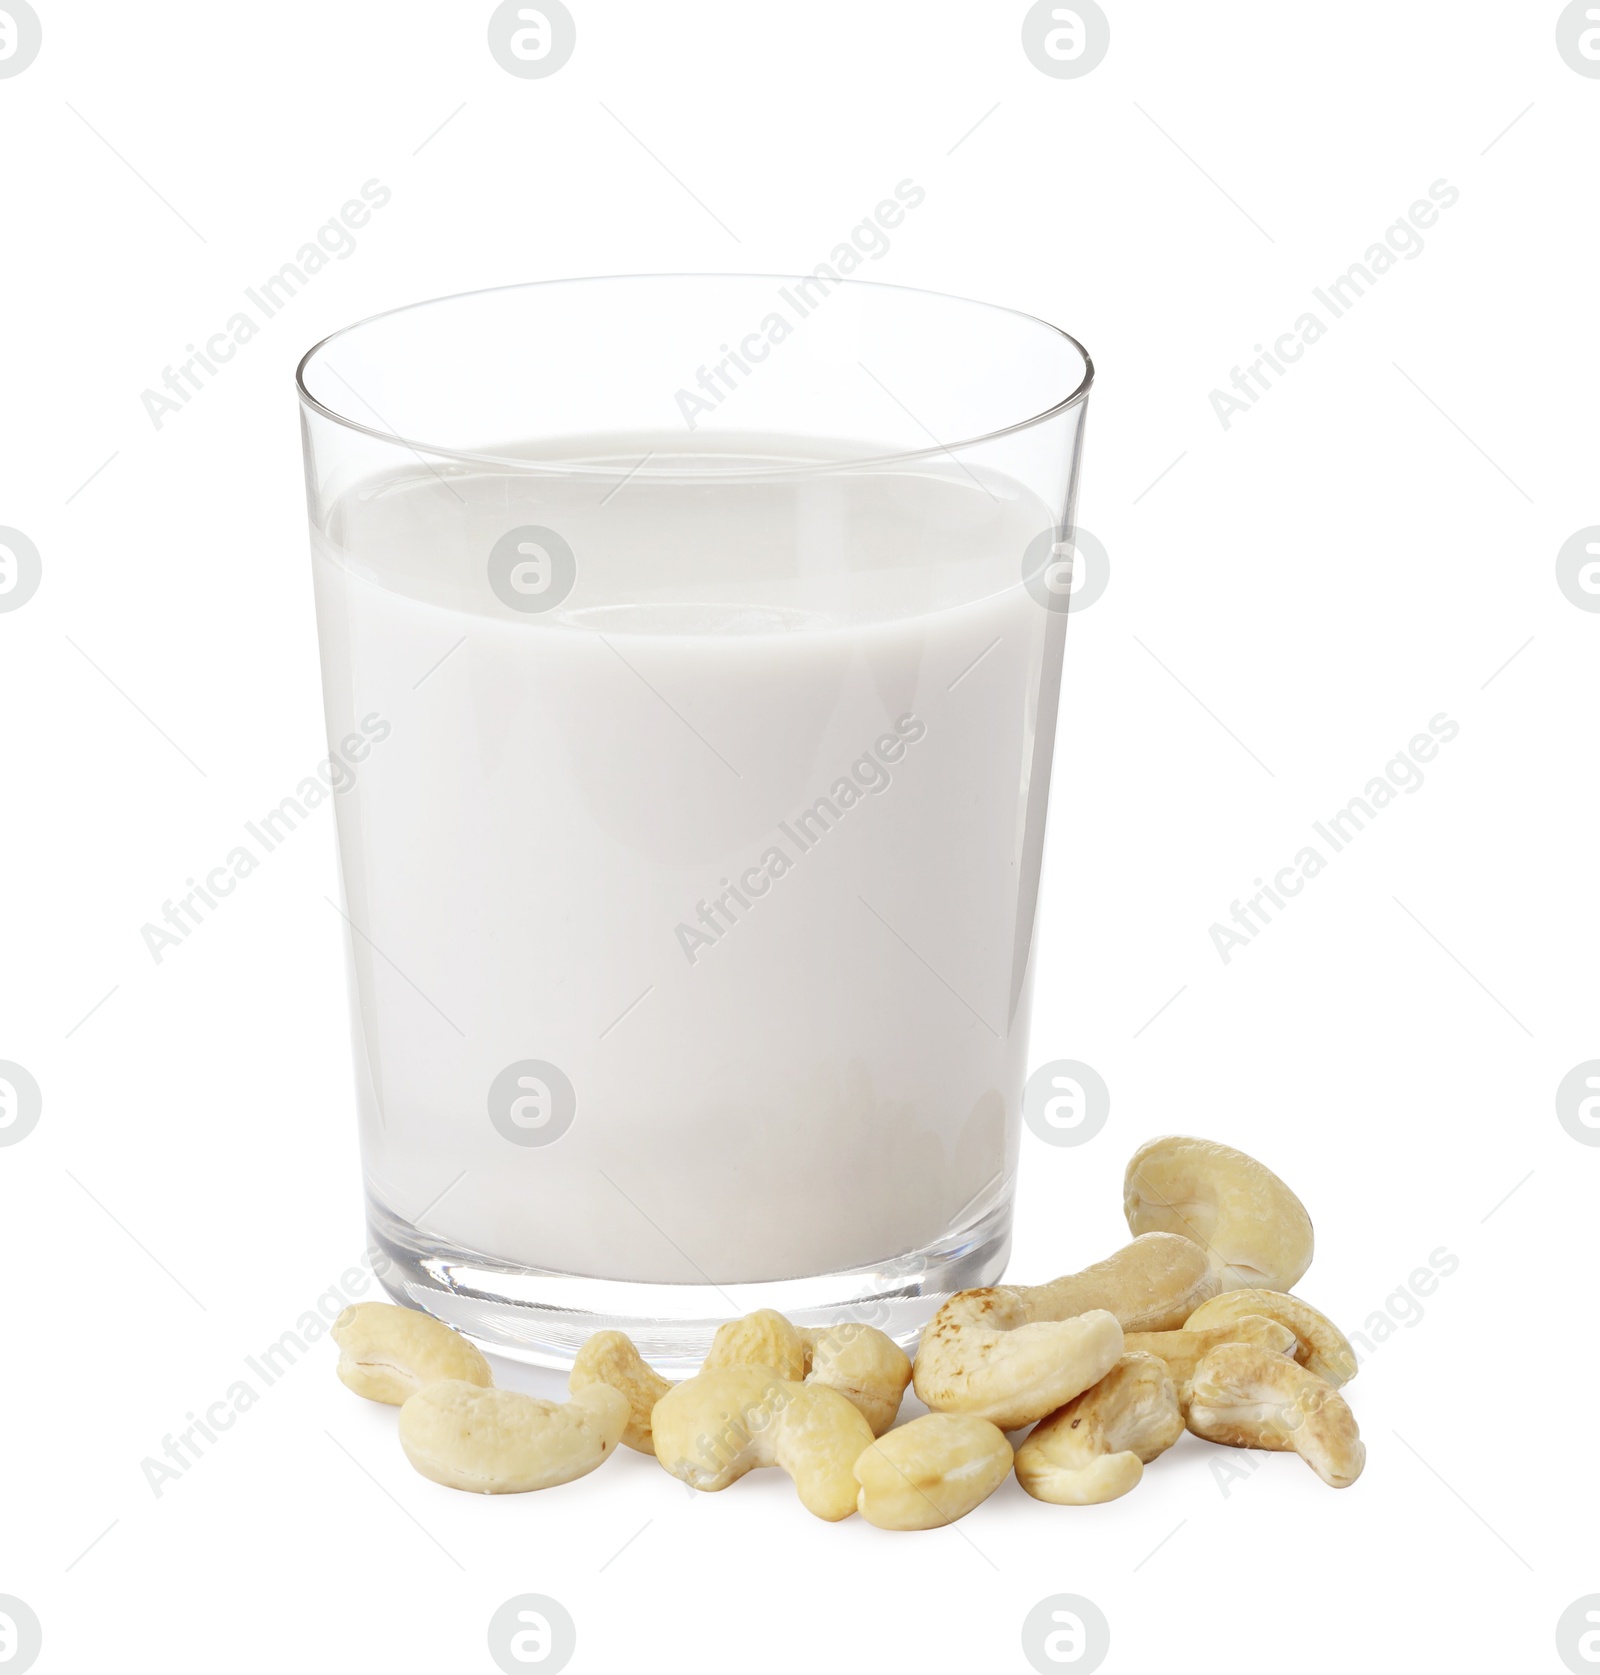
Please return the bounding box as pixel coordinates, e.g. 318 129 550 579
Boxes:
1183 1289 1358 1388
914 1301 1124 1433
1125 1136 1314 1293
913 1234 1213 1431
1186 1341 1365 1489
1123 1316 1299 1412
1015 1352 1184 1505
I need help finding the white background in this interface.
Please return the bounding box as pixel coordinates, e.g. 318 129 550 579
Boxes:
2 2 1596 1671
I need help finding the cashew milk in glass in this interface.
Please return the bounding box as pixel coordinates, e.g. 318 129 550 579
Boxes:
311 436 1063 1285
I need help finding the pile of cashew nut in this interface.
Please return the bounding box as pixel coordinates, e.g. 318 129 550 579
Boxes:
331 1132 1367 1524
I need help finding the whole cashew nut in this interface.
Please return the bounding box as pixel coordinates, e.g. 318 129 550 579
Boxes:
650 1365 875 1521
569 1330 672 1453
1124 1316 1300 1413
1021 1232 1220 1332
1125 1135 1314 1293
331 1301 492 1405
913 1301 1124 1432
1014 1351 1184 1505
854 1413 1013 1530
800 1324 913 1436
398 1380 629 1493
1184 1289 1358 1388
912 1234 1212 1432
1186 1341 1365 1489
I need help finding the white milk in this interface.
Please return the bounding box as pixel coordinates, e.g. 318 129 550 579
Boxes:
312 436 1063 1284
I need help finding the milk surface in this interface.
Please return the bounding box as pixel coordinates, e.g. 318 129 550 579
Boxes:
312 436 1064 1283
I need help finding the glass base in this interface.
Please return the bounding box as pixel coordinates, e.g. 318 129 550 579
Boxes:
366 1192 1012 1376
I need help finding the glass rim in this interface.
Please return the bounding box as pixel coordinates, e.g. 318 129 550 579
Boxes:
295 274 1093 479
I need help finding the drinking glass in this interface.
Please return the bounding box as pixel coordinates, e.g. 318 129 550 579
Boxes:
298 276 1092 1369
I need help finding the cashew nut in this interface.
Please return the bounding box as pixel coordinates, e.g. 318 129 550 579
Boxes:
569 1330 671 1453
1124 1316 1299 1412
1184 1289 1358 1388
398 1380 629 1493
703 1308 807 1381
1125 1135 1314 1293
800 1323 913 1436
912 1233 1211 1431
854 1413 1013 1530
650 1365 875 1521
1186 1341 1365 1488
331 1301 492 1405
913 1299 1124 1432
1014 1352 1184 1505
699 1311 912 1436
1022 1232 1220 1332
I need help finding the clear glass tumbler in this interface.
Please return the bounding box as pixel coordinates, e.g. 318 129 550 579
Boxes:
298 276 1092 1369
